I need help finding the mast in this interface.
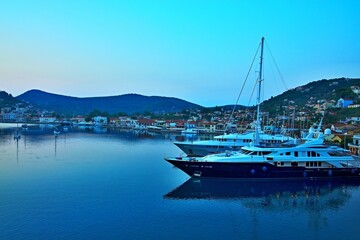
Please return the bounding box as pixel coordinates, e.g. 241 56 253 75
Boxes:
255 37 264 145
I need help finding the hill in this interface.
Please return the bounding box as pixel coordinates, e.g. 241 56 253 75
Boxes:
16 90 203 115
261 78 360 113
0 91 22 108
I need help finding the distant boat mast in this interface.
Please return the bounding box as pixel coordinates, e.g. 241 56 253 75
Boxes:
255 37 265 145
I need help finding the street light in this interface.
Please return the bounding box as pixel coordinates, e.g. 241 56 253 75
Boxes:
344 133 348 149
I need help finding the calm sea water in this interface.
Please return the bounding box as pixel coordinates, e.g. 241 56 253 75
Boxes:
1 123 360 240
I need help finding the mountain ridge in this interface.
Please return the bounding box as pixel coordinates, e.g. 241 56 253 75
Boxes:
16 89 203 115
3 77 360 118
0 90 22 108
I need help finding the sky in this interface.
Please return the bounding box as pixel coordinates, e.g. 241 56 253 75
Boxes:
0 0 359 107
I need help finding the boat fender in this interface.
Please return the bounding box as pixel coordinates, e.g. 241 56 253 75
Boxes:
351 169 356 175
262 166 267 172
303 171 307 177
251 169 256 175
328 170 332 176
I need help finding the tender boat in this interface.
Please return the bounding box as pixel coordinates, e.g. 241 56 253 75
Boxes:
54 129 60 136
181 128 199 135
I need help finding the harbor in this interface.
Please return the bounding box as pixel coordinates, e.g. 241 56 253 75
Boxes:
2 123 360 239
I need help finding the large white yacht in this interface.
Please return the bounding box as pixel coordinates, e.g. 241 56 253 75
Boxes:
174 131 295 157
166 132 360 179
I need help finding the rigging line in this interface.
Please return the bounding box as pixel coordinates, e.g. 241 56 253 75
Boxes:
236 80 258 140
224 40 262 148
246 77 259 128
218 40 261 149
238 49 264 137
228 41 261 123
264 40 288 91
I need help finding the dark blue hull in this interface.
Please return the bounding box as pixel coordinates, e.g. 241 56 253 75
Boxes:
166 159 360 179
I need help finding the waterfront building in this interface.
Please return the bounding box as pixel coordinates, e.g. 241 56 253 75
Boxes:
39 116 56 123
93 116 108 125
349 135 360 156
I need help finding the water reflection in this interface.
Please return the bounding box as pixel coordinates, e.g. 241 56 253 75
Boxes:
165 178 360 234
1 123 216 145
15 136 19 164
55 134 58 157
165 178 360 210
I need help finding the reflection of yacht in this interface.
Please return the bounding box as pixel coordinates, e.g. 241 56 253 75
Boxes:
164 178 359 213
14 124 21 140
14 131 21 140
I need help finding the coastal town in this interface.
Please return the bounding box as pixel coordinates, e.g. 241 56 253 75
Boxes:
2 83 360 156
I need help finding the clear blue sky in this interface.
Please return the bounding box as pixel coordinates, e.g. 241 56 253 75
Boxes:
1 0 359 107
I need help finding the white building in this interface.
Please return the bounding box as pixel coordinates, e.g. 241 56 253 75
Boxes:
1 112 16 121
39 116 56 123
93 116 108 125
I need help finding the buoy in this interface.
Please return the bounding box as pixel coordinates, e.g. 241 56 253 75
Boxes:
251 169 256 175
328 170 333 176
262 166 267 172
303 171 307 177
351 169 356 175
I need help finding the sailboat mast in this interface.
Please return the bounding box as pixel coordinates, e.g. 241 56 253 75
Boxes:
255 37 264 145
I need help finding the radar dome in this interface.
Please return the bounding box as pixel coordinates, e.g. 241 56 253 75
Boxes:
324 128 332 135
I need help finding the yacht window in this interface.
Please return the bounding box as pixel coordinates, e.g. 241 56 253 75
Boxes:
241 150 251 155
311 151 317 157
306 162 309 167
328 151 349 156
310 162 314 167
261 151 272 155
291 162 298 167
294 152 298 157
286 152 291 156
318 161 322 166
